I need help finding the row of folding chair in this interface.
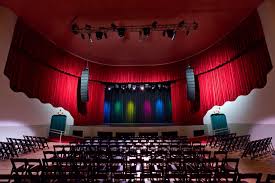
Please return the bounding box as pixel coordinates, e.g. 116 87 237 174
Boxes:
207 133 236 147
218 135 250 152
242 137 274 159
6 138 36 154
0 141 18 159
23 135 49 150
10 157 241 183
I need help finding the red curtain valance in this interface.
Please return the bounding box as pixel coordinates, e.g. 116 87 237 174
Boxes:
4 12 272 125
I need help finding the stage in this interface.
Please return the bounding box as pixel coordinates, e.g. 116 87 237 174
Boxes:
68 124 208 138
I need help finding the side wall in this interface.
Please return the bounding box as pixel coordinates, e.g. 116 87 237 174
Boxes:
0 7 74 141
204 0 275 144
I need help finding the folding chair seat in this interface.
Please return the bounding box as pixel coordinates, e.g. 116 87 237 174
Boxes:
237 173 262 183
149 158 164 174
213 151 228 161
10 158 28 182
166 158 182 173
140 173 163 183
164 173 185 183
43 151 56 159
214 172 237 183
220 158 239 175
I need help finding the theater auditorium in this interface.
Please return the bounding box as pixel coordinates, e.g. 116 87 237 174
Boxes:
0 0 275 182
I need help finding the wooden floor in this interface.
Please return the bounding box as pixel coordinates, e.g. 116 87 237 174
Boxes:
1 142 275 182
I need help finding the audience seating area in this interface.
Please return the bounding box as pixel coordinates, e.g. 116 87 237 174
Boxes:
241 137 274 159
0 135 274 183
0 136 49 160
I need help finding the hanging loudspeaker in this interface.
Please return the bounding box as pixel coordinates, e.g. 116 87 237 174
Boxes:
186 66 196 101
80 67 89 102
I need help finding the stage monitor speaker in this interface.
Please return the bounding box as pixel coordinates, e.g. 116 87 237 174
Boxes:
72 130 83 137
193 129 205 137
161 131 178 137
98 132 113 138
186 66 196 101
80 67 89 102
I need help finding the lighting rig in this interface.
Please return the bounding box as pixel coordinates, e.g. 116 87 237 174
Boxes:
105 83 171 91
71 18 198 42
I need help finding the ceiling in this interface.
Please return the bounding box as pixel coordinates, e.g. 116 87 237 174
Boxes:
0 0 263 66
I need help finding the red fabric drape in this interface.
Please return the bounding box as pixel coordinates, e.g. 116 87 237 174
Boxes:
4 12 272 125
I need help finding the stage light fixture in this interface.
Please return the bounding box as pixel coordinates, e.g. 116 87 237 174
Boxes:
104 32 108 39
111 23 117 30
162 30 166 37
143 27 150 37
85 24 91 31
96 31 103 40
167 29 176 40
127 84 132 89
158 84 162 88
140 85 145 91
71 23 79 34
115 84 119 89
152 21 158 29
117 28 126 37
132 85 136 90
88 33 93 43
178 20 185 28
81 33 85 40
193 22 199 30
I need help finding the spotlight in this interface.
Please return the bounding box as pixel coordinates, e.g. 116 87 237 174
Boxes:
178 20 185 28
108 86 112 91
193 22 199 30
162 30 166 37
127 84 132 89
152 21 158 29
85 24 91 31
145 84 149 89
104 32 108 39
88 33 93 43
143 27 150 37
166 29 176 40
151 84 156 90
139 31 143 40
132 85 136 90
121 85 126 90
71 23 79 34
111 23 117 30
117 28 126 37
115 84 119 89
96 31 103 40
81 33 85 40
158 84 161 88
140 85 145 91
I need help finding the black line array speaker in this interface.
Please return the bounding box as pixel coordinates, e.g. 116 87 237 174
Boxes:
80 67 89 102
186 66 196 101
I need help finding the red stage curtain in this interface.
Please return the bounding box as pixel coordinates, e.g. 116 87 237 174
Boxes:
4 12 272 125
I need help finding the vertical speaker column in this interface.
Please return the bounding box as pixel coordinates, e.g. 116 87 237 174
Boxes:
186 66 196 101
80 67 89 102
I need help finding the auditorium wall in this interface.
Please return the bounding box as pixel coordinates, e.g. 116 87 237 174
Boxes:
204 0 275 144
0 7 74 141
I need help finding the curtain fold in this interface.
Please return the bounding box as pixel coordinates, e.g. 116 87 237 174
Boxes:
4 11 272 125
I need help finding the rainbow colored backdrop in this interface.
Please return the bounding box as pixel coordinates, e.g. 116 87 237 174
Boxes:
104 89 172 124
